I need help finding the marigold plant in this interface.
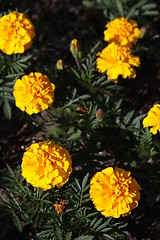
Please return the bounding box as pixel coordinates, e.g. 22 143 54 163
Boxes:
0 11 35 55
90 167 141 218
13 72 55 115
143 104 160 134
96 42 140 83
104 17 140 48
21 141 72 191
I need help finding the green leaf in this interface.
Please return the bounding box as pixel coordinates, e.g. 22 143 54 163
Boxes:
75 235 94 240
103 234 114 240
123 110 134 125
115 0 124 16
75 178 82 191
92 218 103 230
65 232 72 240
3 99 11 120
141 3 157 10
68 130 82 141
82 173 90 190
142 10 159 16
6 164 15 179
12 213 22 232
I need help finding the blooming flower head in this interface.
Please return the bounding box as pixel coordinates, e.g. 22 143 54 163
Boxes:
0 11 35 55
90 167 141 218
13 72 55 115
143 104 160 134
21 142 72 191
104 17 140 48
96 42 140 83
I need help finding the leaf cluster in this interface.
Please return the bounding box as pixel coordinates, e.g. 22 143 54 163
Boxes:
0 168 128 240
82 0 159 20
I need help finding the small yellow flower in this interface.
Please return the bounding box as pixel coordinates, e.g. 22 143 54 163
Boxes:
90 167 141 218
104 17 140 48
96 42 140 83
13 72 55 115
54 199 66 214
21 142 72 191
143 104 160 134
0 11 35 55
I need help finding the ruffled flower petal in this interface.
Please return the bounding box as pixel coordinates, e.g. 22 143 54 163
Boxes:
21 142 72 191
143 104 160 134
90 167 141 218
13 72 55 115
104 17 140 48
96 42 140 83
0 11 35 55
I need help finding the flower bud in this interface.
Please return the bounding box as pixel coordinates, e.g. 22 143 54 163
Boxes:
96 108 103 119
139 26 147 39
70 39 81 59
56 59 63 70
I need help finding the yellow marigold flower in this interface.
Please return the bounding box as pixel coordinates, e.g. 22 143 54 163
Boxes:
21 142 72 191
0 11 35 55
13 72 55 115
143 104 160 134
104 17 140 48
96 42 140 83
90 167 141 218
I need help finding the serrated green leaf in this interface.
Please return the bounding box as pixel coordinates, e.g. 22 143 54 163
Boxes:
65 232 72 240
6 164 15 178
123 110 134 125
92 218 103 229
12 213 22 232
82 173 89 190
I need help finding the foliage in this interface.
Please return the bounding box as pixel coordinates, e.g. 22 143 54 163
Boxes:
0 168 128 239
82 0 159 19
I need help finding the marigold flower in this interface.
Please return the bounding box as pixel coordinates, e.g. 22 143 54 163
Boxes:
143 104 160 134
0 11 35 55
104 17 140 48
21 142 72 191
96 42 140 83
90 167 141 218
13 72 55 115
54 199 66 214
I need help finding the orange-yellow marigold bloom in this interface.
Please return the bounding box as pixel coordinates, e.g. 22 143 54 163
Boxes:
90 167 141 218
13 72 55 115
96 42 140 83
21 142 72 191
104 17 140 48
143 104 160 134
0 11 35 55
